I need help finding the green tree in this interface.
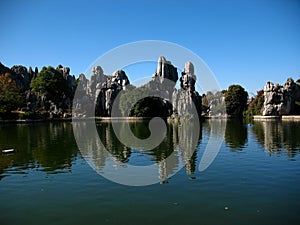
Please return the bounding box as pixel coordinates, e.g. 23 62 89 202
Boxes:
246 90 264 117
129 97 171 117
119 86 173 117
30 66 66 99
0 73 23 116
225 84 248 117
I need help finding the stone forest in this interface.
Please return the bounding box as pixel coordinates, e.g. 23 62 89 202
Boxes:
0 56 299 121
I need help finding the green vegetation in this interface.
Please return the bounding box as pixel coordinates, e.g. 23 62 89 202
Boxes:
225 85 248 117
30 66 66 100
3 62 300 121
0 73 23 118
130 97 171 117
119 87 172 117
246 90 264 117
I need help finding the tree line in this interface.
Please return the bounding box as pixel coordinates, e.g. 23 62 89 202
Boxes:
0 62 291 120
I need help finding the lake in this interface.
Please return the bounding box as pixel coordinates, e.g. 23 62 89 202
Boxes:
0 119 300 225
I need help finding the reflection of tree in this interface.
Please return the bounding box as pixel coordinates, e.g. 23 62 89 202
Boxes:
129 122 151 139
252 121 300 157
79 120 202 182
31 123 77 172
1 120 203 182
0 123 77 177
98 123 131 163
224 119 248 149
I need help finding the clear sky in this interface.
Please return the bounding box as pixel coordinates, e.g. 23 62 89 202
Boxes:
1 0 300 95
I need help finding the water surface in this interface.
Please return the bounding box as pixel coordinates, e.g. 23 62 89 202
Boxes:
0 120 300 225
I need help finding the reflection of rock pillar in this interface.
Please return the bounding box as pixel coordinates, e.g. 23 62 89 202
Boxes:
185 161 193 175
172 124 179 145
158 159 167 183
179 122 199 175
262 121 283 151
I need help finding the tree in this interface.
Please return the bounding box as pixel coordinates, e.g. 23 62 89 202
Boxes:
246 90 264 117
225 84 248 117
30 66 66 100
0 73 23 116
119 87 172 117
129 97 171 117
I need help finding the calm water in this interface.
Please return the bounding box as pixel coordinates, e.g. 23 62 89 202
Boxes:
0 120 300 225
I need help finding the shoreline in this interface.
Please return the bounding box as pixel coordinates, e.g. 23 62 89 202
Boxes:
0 117 159 124
253 115 300 121
2 115 300 124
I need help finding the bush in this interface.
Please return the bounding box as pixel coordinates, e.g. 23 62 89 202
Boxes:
0 73 23 117
225 85 248 117
246 90 264 117
119 87 172 117
30 66 66 100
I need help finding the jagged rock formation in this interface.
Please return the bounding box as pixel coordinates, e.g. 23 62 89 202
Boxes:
1 57 203 120
74 56 202 119
262 78 300 116
73 67 133 117
96 70 132 116
0 62 77 118
144 56 178 100
180 62 196 91
152 56 178 83
172 62 202 117
0 63 37 91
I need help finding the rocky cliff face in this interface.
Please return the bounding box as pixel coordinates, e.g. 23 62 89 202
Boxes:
140 57 202 118
0 63 37 91
172 62 202 117
1 57 203 119
74 56 202 119
0 62 77 118
96 69 132 116
262 78 300 116
144 56 178 100
73 67 133 117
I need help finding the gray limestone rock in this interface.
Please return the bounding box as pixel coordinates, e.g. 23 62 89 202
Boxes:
180 62 196 92
10 65 35 91
152 56 178 84
262 78 300 116
172 61 201 118
74 67 132 117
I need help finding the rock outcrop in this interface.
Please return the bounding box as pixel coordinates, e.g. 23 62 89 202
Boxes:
0 63 37 91
172 62 202 117
0 62 77 118
144 56 178 100
96 69 132 116
74 56 202 119
32 65 76 118
73 67 133 117
262 78 300 116
140 57 201 118
1 57 203 120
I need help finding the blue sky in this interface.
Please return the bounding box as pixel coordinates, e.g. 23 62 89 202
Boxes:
1 0 300 95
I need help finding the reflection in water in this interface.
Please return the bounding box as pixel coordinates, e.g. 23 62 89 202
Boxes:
0 123 77 178
74 120 201 185
1 120 300 225
1 120 300 182
252 121 300 157
224 119 248 150
199 119 226 172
